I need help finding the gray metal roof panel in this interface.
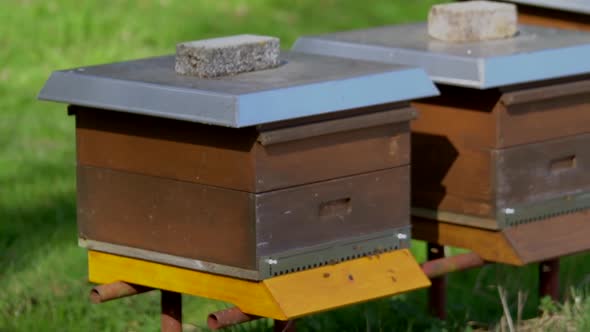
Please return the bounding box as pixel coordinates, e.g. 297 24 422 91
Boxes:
38 51 438 127
292 23 590 89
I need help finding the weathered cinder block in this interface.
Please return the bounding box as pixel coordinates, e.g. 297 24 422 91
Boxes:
428 1 518 42
175 34 280 78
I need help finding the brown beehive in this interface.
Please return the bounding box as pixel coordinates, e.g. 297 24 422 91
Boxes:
39 50 438 279
293 22 590 264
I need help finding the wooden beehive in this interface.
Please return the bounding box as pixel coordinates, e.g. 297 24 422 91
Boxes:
293 23 590 264
412 79 590 229
39 51 438 279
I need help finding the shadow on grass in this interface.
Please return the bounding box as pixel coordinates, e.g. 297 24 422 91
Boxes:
0 159 77 275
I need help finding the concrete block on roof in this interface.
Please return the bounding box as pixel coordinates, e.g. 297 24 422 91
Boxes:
428 1 518 42
175 34 280 78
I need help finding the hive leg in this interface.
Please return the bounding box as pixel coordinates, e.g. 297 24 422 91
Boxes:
161 290 182 332
427 243 447 320
89 281 152 303
539 258 560 302
274 319 296 332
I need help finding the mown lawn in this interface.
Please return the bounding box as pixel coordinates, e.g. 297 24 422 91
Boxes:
1 1 589 331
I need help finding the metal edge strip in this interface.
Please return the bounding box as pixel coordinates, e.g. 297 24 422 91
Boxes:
294 35 590 90
79 239 261 280
38 71 240 127
483 44 590 88
292 37 480 89
258 227 412 279
497 191 590 228
237 66 439 127
412 191 590 230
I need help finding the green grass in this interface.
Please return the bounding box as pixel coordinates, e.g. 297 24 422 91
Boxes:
1 0 589 331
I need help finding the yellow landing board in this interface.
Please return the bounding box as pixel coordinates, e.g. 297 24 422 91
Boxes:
88 249 429 320
413 212 590 266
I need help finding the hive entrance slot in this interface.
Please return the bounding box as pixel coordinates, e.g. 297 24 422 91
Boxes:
319 198 352 217
550 155 576 172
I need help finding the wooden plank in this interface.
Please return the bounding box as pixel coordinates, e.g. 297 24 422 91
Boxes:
413 79 590 149
411 89 498 218
497 78 590 147
257 107 415 145
75 106 411 193
256 102 408 131
501 79 590 106
412 208 499 230
412 217 523 265
411 130 494 218
75 107 257 192
87 251 287 320
412 191 495 220
495 133 590 207
77 165 258 270
411 86 499 148
504 210 590 264
254 122 410 193
263 249 430 319
256 167 410 256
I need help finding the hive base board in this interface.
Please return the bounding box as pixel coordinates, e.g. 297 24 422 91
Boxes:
78 164 411 275
412 209 590 266
88 250 429 320
81 226 410 281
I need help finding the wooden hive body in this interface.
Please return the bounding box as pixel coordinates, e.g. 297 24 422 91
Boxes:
73 104 415 280
412 76 590 230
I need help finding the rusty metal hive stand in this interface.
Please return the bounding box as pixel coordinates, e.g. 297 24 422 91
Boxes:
39 50 438 320
506 0 590 31
293 23 590 266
